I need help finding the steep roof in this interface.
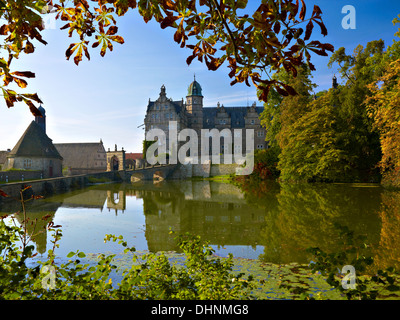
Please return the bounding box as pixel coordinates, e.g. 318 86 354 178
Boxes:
146 100 184 114
54 142 106 169
203 106 263 128
8 121 62 160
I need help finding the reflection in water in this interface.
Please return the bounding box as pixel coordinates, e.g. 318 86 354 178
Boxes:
1 180 400 271
137 181 267 253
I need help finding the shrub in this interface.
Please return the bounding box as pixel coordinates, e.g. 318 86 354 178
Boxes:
0 211 254 300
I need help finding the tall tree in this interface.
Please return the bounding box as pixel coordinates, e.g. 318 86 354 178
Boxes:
260 64 315 150
277 89 355 182
365 17 400 187
367 59 400 186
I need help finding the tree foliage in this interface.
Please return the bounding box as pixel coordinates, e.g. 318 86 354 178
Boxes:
259 30 400 182
365 17 400 187
0 0 333 115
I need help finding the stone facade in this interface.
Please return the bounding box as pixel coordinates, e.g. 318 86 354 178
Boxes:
6 157 62 178
6 110 63 179
144 79 267 161
106 146 126 171
55 141 107 175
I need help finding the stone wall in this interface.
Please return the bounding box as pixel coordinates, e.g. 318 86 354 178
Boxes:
0 171 121 203
170 162 242 179
192 160 211 178
210 163 239 176
0 170 43 183
7 157 63 178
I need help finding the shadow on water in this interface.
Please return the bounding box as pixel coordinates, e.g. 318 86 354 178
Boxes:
1 179 400 272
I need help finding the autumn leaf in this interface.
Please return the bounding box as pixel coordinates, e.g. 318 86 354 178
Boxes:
13 77 28 88
21 93 43 104
11 71 35 78
110 35 124 44
304 21 313 41
106 26 118 35
161 15 179 29
299 0 306 21
0 189 9 197
24 99 42 117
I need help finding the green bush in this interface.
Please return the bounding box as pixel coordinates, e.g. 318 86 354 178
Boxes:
0 216 254 299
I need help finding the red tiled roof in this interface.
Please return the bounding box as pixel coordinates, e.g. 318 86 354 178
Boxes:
125 153 143 160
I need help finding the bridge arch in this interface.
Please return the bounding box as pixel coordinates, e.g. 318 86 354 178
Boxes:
128 164 178 181
153 170 164 182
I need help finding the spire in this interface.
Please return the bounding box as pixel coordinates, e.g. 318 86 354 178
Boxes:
35 104 46 133
332 75 338 89
160 84 166 96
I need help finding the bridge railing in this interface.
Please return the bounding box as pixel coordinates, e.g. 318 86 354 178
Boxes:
127 161 173 171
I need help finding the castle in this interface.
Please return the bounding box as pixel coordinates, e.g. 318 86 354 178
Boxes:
144 78 267 158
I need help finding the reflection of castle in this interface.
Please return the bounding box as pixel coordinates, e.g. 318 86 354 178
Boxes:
134 181 267 252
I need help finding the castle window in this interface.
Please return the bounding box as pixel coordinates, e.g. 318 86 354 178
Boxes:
165 105 169 109
251 120 255 125
165 113 169 119
23 159 32 169
257 144 264 149
156 105 159 110
257 131 264 137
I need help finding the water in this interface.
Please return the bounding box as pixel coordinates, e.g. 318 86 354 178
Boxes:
1 179 399 272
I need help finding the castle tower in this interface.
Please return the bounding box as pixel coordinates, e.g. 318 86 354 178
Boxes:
186 76 203 133
332 75 338 89
35 105 46 133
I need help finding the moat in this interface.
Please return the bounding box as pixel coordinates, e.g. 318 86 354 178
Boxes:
2 179 399 273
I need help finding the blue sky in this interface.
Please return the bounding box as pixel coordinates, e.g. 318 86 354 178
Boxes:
1 0 400 153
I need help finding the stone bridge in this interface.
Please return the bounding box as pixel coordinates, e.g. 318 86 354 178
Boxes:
123 164 179 182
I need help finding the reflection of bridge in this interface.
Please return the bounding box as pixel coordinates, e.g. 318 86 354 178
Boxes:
124 164 179 182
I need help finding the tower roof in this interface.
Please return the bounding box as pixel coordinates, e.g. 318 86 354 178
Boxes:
187 79 203 97
37 105 45 116
8 121 62 159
